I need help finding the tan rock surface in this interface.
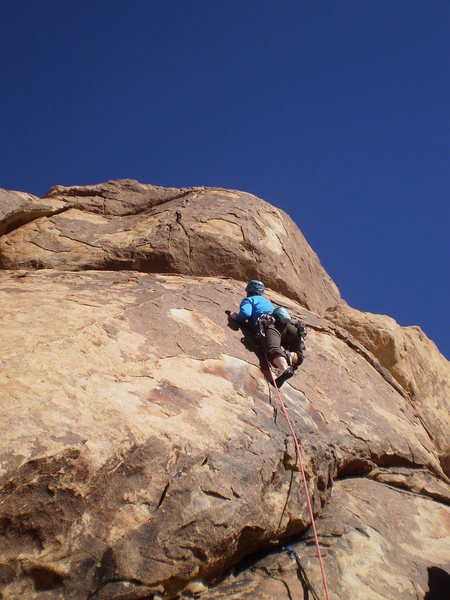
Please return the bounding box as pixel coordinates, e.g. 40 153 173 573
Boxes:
0 189 66 237
208 478 450 599
1 181 449 599
324 303 450 473
1 270 448 599
0 181 340 314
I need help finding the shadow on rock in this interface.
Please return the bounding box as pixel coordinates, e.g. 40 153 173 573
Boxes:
424 567 450 599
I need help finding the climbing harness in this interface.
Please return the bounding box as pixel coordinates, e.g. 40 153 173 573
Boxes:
255 306 292 337
264 352 330 600
254 312 275 339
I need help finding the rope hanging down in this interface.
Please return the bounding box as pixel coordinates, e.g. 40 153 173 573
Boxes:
264 352 330 600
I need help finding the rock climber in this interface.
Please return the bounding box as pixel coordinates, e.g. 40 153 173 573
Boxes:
228 279 306 388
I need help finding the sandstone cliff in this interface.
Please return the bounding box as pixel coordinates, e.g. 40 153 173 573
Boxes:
0 181 449 599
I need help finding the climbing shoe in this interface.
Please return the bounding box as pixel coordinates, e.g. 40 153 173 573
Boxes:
286 351 298 366
275 366 294 388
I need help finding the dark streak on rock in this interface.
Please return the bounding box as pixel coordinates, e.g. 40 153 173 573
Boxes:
156 483 170 510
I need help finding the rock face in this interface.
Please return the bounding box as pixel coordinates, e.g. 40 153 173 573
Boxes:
0 180 340 314
324 303 450 475
0 181 449 600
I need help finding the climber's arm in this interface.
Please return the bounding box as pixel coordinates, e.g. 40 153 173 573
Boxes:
229 298 252 323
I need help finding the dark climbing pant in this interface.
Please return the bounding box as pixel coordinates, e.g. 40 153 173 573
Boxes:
263 322 304 364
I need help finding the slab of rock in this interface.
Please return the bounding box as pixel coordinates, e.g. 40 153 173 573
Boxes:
324 303 450 473
0 181 340 314
209 478 450 599
0 270 448 599
0 189 66 237
295 477 450 600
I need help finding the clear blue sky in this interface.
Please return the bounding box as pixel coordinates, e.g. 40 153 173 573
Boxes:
1 1 449 358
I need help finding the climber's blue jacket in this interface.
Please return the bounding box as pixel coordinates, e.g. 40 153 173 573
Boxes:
235 295 275 327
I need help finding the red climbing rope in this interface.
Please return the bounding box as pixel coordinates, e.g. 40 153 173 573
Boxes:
265 353 330 600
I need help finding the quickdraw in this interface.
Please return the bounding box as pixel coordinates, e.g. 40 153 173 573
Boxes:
284 545 321 600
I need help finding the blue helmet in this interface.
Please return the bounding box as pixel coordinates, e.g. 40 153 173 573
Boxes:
245 279 264 295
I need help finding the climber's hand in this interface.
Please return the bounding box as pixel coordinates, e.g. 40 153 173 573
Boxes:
226 310 238 320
